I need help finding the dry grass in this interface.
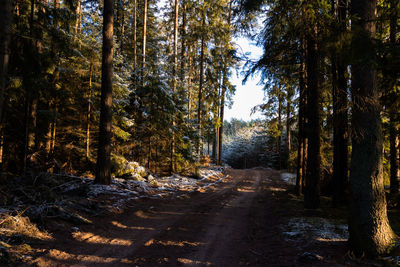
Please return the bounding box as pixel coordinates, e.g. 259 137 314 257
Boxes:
0 212 52 241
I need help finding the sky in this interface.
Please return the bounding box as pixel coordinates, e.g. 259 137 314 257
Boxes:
225 37 266 122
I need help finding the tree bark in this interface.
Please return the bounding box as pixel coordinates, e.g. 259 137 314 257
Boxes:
170 0 179 173
74 1 81 42
197 10 205 158
217 1 232 166
304 28 321 209
285 88 292 169
278 88 282 170
95 0 114 185
142 0 148 86
0 0 12 123
296 51 307 195
218 72 226 165
133 0 137 90
86 64 93 158
332 0 349 206
348 0 395 255
180 0 186 81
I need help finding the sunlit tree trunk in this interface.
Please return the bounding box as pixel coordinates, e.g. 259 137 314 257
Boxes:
170 0 179 173
74 1 81 42
197 10 205 158
95 0 114 185
142 0 147 86
133 0 137 90
86 64 93 158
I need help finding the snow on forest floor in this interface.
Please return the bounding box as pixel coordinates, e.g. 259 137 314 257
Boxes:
86 165 226 209
280 172 296 185
282 217 348 242
0 164 226 264
278 171 349 244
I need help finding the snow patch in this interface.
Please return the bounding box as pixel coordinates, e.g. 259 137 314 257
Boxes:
283 217 348 242
280 172 296 185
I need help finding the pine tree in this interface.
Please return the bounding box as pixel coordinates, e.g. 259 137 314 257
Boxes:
348 0 396 255
95 0 114 185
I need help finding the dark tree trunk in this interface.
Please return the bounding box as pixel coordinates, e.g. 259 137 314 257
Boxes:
142 0 147 86
278 89 282 170
390 116 399 194
133 0 137 90
197 11 205 158
348 0 395 255
296 54 307 195
304 30 321 209
95 0 114 185
0 0 12 123
170 0 179 173
285 91 291 169
332 0 349 206
218 76 226 166
180 0 186 81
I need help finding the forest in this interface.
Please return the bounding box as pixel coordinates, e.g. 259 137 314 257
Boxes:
0 0 399 265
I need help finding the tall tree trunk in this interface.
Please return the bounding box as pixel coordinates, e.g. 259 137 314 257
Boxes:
180 0 186 81
295 59 306 195
133 0 137 90
218 76 225 165
187 49 193 118
142 0 147 86
74 1 81 42
285 94 291 169
296 34 308 195
278 88 282 170
120 0 125 53
86 64 93 158
197 11 205 158
50 105 57 155
95 0 114 185
0 0 12 123
170 0 179 173
389 0 399 194
304 28 321 209
217 1 232 166
348 0 395 255
332 0 349 207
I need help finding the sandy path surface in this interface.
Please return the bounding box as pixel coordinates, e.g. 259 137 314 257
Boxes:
26 169 345 266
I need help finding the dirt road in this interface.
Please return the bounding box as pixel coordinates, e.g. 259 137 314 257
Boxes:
28 168 345 266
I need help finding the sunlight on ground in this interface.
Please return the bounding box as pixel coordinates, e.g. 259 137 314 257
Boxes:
144 238 204 248
48 249 121 264
177 257 212 266
111 221 155 231
72 231 133 246
237 186 256 193
269 187 286 192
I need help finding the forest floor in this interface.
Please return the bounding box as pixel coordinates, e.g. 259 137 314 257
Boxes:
19 168 364 266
